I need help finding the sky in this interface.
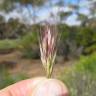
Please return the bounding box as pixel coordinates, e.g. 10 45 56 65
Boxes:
36 0 91 25
0 0 95 26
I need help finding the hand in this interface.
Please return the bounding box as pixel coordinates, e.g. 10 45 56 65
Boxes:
0 77 68 96
0 77 46 96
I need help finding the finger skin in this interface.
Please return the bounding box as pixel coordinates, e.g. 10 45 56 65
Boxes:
0 77 68 96
0 77 46 96
31 79 68 96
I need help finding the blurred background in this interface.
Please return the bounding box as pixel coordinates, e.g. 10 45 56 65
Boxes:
0 0 96 95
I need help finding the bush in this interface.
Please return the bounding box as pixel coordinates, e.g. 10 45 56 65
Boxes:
59 53 96 96
18 32 40 59
0 39 19 54
22 47 40 59
0 39 18 50
0 32 40 59
58 25 96 59
75 53 96 76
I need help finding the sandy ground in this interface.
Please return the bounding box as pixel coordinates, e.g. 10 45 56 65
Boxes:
0 51 73 78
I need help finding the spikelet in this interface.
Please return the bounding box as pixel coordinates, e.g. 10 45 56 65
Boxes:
39 24 58 78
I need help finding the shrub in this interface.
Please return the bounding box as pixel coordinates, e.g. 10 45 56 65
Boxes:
75 53 96 76
59 53 96 96
18 32 40 59
0 39 18 50
22 47 40 59
58 25 96 59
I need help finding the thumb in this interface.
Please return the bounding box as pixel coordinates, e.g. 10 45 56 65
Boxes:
0 77 46 96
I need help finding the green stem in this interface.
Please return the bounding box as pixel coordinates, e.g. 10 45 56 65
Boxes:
46 70 51 78
46 69 51 78
46 63 53 78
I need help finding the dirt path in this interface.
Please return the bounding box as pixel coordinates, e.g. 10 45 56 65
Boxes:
0 51 74 78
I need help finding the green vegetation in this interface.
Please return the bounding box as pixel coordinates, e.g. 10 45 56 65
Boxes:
59 53 96 96
0 25 96 59
57 25 96 60
0 32 38 50
0 39 18 50
19 32 38 50
0 32 39 58
19 32 39 59
0 67 28 89
0 0 95 95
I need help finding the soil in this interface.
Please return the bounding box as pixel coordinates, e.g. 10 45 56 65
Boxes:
0 51 74 78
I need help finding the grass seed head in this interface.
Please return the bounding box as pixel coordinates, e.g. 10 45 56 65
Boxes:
39 24 58 78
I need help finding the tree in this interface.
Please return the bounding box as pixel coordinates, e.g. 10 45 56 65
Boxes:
0 0 48 24
0 0 47 10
